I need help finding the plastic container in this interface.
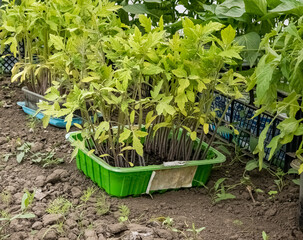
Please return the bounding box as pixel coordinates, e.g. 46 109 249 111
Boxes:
66 131 226 197
22 86 47 110
17 102 83 129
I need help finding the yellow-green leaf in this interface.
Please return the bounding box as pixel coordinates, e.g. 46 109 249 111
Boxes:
203 124 209 134
74 123 83 129
130 110 135 124
190 131 197 141
133 135 143 156
119 129 132 143
87 149 95 156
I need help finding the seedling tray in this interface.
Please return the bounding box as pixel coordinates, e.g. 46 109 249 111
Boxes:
67 131 226 197
17 102 82 129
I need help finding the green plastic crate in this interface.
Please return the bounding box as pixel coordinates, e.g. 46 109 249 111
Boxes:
67 131 226 197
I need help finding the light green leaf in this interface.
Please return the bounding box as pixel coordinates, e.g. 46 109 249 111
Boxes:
133 135 144 156
119 129 132 143
221 25 236 46
49 34 64 50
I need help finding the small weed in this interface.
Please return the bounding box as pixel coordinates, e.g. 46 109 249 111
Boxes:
233 219 243 226
0 100 4 108
2 153 12 162
21 190 35 211
96 193 110 216
0 210 10 219
80 187 96 203
212 178 236 204
0 192 11 205
46 197 73 215
268 190 278 199
31 150 64 168
0 192 36 237
26 115 40 131
118 205 130 223
262 231 269 240
162 216 174 227
172 222 205 240
16 142 32 163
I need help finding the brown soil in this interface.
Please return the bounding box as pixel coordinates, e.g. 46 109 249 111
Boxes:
1 77 303 240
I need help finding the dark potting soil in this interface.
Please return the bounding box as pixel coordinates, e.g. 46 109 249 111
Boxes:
1 77 303 240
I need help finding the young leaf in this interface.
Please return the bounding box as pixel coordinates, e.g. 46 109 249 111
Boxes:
119 129 132 143
133 135 144 156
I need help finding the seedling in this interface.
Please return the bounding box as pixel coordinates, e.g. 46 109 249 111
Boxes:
16 142 33 163
0 192 11 205
162 216 174 227
21 190 35 211
26 115 41 131
262 231 269 240
2 153 12 162
96 193 110 216
268 190 278 199
0 192 36 237
212 178 236 204
31 150 64 168
118 205 130 223
46 197 73 216
172 222 205 240
80 187 96 203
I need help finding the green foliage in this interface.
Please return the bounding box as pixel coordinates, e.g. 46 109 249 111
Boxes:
250 18 303 170
199 0 302 67
21 190 35 212
0 191 11 205
16 142 32 163
118 204 130 223
0 190 36 237
96 193 111 216
31 150 64 168
212 178 236 203
46 197 73 215
39 14 246 167
80 187 96 203
262 231 270 240
172 222 205 240
0 0 122 95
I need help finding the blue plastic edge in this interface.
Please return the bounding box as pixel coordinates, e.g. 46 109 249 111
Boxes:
17 101 83 129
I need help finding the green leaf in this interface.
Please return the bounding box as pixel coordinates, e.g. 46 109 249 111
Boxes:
221 25 236 46
217 126 233 135
214 178 226 191
49 34 65 50
142 63 163 75
215 0 246 18
267 135 280 160
235 32 261 67
245 160 258 171
81 76 99 83
172 68 187 78
219 49 242 59
133 135 144 156
17 152 25 163
123 4 151 15
42 115 50 128
130 110 135 124
119 129 132 143
244 0 267 16
139 15 152 32
21 192 29 211
13 213 35 220
134 130 148 138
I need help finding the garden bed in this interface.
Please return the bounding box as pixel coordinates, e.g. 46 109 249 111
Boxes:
1 80 302 239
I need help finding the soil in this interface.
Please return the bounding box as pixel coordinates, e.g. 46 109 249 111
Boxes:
1 77 303 240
